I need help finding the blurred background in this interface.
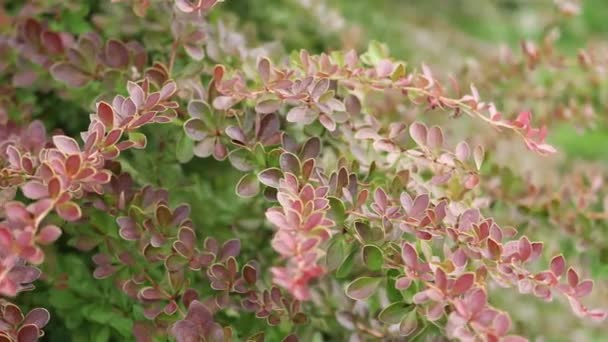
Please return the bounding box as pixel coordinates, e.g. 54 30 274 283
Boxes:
223 0 608 159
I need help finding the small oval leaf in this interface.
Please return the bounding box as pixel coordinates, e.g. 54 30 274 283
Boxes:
345 277 382 300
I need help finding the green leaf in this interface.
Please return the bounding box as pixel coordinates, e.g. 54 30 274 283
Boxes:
91 325 111 342
391 62 407 81
361 40 389 65
378 302 412 324
128 131 147 149
188 100 215 128
253 143 267 167
330 51 345 67
354 221 384 243
362 244 384 271
399 310 418 336
326 235 347 272
336 246 358 279
345 277 382 300
84 305 115 324
176 133 194 163
386 270 404 302
49 291 80 310
328 197 346 227
107 315 133 336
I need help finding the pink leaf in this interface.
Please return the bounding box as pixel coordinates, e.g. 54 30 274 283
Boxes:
409 122 427 147
451 273 475 296
37 225 62 245
567 268 579 287
257 57 271 84
574 280 593 298
22 181 49 200
426 125 444 149
56 201 82 221
492 312 511 336
395 277 412 290
455 141 470 161
53 135 80 154
23 308 50 329
401 242 418 268
550 255 565 277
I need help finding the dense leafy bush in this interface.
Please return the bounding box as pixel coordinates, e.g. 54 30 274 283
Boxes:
1 0 607 341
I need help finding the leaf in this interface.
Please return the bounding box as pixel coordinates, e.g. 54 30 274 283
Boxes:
427 126 443 149
225 126 246 144
17 324 39 342
401 242 419 268
455 141 470 161
378 302 411 324
255 99 281 114
386 273 404 302
188 100 215 127
213 96 237 110
125 132 146 150
301 137 321 160
326 235 347 272
50 62 90 87
473 145 484 170
228 148 255 172
286 106 315 124
176 133 194 163
345 277 382 300
105 40 129 68
56 201 82 221
97 102 114 128
362 245 384 271
567 268 579 287
451 273 475 296
399 310 418 336
23 308 50 329
336 247 358 279
193 137 215 158
53 135 80 154
550 255 566 277
184 118 207 141
21 181 48 200
354 221 384 243
328 197 346 227
236 173 260 198
258 168 282 188
257 57 271 84
41 31 64 54
344 94 361 115
391 62 406 80
92 325 111 342
409 122 427 147
279 152 300 174
37 225 62 245
365 40 388 65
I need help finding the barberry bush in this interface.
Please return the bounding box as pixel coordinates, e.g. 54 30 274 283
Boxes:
1 0 607 341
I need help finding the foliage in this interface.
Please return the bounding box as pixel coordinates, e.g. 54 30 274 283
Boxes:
1 0 607 341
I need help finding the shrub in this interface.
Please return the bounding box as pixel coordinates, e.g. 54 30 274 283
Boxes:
0 1 606 341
